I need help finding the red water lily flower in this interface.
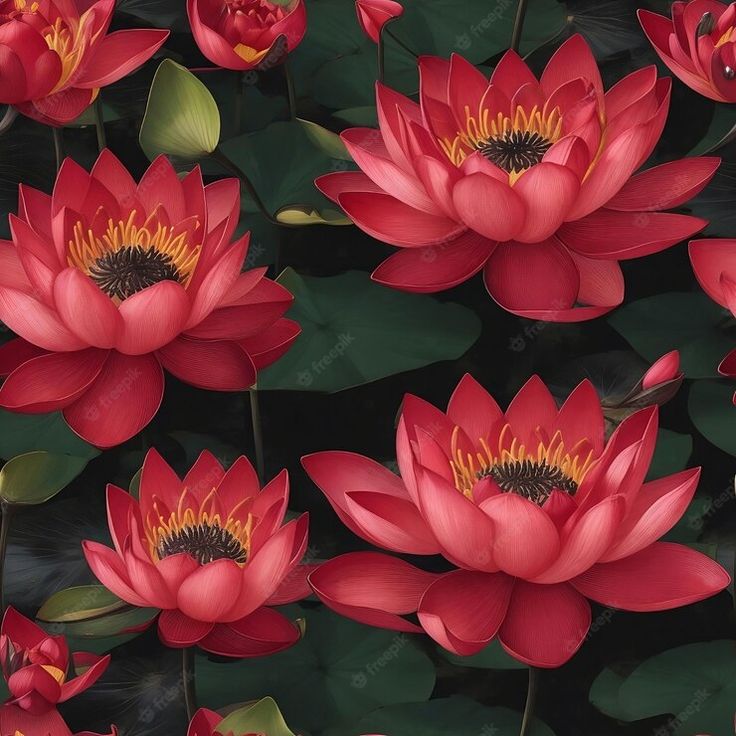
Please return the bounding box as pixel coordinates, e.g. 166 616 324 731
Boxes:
83 449 311 658
187 0 306 71
303 374 729 667
690 238 736 385
317 34 718 321
639 1 736 102
0 0 168 125
0 703 117 735
0 150 299 448
0 607 109 715
355 0 403 43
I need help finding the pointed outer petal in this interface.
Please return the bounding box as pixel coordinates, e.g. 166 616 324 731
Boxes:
51 157 92 217
175 559 244 623
606 157 719 212
1 606 48 647
7 663 61 705
0 349 107 413
418 56 454 135
415 469 498 572
186 236 248 328
63 352 164 448
337 191 464 247
315 171 383 203
689 238 736 307
156 553 200 597
122 545 176 608
553 380 605 456
81 541 150 606
75 29 169 88
531 495 625 583
139 446 181 515
202 178 239 246
218 267 267 307
106 483 138 556
512 163 580 243
157 336 256 391
0 338 48 377
89 149 138 201
181 449 225 501
265 563 316 605
541 34 604 102
344 491 441 555
558 209 707 261
356 0 403 43
719 348 736 377
189 708 222 736
504 374 558 446
478 493 560 579
413 155 461 219
490 49 540 99
375 82 423 172
600 468 701 563
542 135 592 180
238 317 298 368
572 541 730 611
341 129 437 213
215 454 261 510
642 350 681 389
18 184 52 237
308 552 436 632
447 373 504 445
484 238 579 314
448 53 490 126
225 514 308 621
158 610 214 647
199 606 301 658
0 286 87 351
568 250 624 312
58 654 110 702
401 391 465 449
396 415 419 501
604 65 658 121
452 174 525 242
53 268 123 348
566 125 653 221
371 229 495 293
0 240 32 291
499 581 591 667
417 570 514 656
8 215 60 291
413 425 456 484
137 156 186 223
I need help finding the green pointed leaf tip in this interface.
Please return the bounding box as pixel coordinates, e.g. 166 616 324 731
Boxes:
216 697 297 736
0 451 89 505
140 59 221 160
297 118 352 160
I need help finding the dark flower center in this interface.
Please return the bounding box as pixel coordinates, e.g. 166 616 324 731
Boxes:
157 522 248 565
88 245 182 300
481 460 578 504
478 130 553 173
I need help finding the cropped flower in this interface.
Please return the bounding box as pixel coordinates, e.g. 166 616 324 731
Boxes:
304 374 729 667
0 0 168 125
317 34 718 321
0 704 117 736
355 0 403 43
187 0 306 71
0 607 109 715
83 449 311 658
0 150 299 448
639 1 736 102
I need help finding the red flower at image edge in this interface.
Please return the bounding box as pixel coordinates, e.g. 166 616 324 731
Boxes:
355 0 403 44
303 375 729 667
639 0 736 102
0 705 117 736
187 0 306 71
317 34 718 321
83 449 311 658
0 150 300 448
0 0 168 125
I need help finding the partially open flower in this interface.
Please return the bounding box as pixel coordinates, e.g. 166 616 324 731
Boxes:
0 704 117 736
355 0 403 43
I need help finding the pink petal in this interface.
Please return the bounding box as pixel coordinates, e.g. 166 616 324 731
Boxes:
158 610 214 647
689 238 736 308
177 559 244 623
554 379 605 455
81 541 149 607
642 350 681 389
452 174 525 242
447 373 503 444
541 34 604 102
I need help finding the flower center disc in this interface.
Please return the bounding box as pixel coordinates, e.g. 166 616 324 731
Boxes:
482 458 578 503
157 521 248 565
478 130 553 173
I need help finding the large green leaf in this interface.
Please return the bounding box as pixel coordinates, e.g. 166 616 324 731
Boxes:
196 605 435 732
608 292 733 379
647 429 693 481
439 639 527 670
688 379 736 456
258 269 481 391
0 451 89 505
140 59 221 160
216 698 297 736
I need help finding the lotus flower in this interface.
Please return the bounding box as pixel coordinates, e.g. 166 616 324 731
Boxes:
317 34 718 321
690 238 736 386
639 1 736 102
0 150 300 448
0 607 109 715
303 374 729 667
0 704 117 735
0 0 168 125
355 0 403 43
83 449 311 658
187 0 306 71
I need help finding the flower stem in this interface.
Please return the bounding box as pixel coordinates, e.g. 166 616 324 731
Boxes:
235 70 245 134
52 126 64 172
519 667 539 736
283 59 296 121
93 98 106 152
702 120 736 154
378 25 387 83
0 502 15 613
249 387 265 485
181 647 197 721
510 0 531 53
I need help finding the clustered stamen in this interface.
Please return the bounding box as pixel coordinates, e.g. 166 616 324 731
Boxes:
477 130 553 173
157 521 248 565
481 459 578 504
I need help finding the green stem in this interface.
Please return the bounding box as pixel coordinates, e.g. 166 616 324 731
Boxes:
702 119 736 154
510 0 531 53
234 70 245 134
0 503 15 613
181 647 197 721
52 126 64 172
519 667 539 736
283 59 296 121
378 25 387 83
93 98 106 152
249 387 265 485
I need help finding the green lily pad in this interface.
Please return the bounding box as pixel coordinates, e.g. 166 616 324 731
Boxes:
608 292 733 379
690 103 736 156
217 698 297 736
0 451 90 505
647 429 693 481
589 641 736 736
298 119 352 160
258 269 481 392
439 639 527 670
688 380 736 456
140 59 221 160
196 605 435 733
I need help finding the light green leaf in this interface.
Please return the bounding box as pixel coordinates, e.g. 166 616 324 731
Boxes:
216 698 296 736
0 451 89 505
298 118 352 160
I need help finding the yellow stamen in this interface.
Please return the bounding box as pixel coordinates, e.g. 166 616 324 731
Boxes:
716 26 735 48
40 664 66 685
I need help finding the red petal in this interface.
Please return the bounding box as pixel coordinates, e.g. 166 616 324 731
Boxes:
158 610 214 647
